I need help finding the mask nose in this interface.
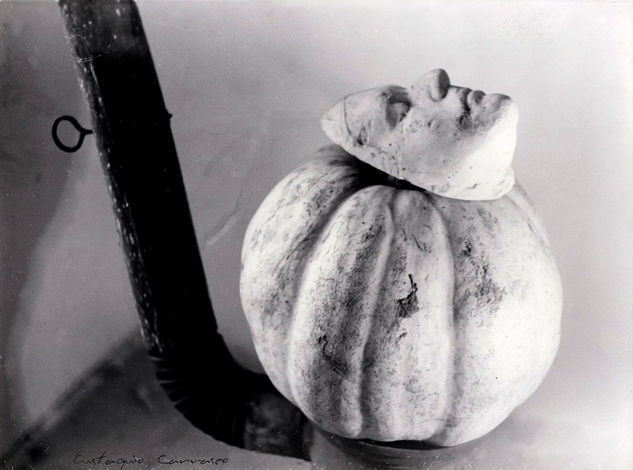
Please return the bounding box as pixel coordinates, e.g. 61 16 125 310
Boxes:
412 68 451 100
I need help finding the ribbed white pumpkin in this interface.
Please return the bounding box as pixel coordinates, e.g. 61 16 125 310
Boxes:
240 144 561 446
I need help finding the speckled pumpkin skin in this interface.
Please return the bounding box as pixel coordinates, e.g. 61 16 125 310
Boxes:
240 144 561 446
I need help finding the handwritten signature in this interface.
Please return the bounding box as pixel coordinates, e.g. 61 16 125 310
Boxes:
73 451 229 470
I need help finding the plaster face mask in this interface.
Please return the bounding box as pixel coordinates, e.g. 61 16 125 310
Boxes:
321 69 519 200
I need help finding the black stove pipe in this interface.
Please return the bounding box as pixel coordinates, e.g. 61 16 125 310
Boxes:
57 0 307 458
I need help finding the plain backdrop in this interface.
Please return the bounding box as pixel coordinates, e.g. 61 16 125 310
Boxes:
1 1 632 468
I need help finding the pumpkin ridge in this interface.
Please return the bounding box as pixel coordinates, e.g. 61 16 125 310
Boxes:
354 189 454 440
381 188 421 437
384 190 415 438
283 165 377 410
288 186 397 436
423 193 458 441
356 188 398 436
242 150 374 399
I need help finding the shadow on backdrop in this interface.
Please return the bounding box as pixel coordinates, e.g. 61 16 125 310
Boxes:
0 4 78 453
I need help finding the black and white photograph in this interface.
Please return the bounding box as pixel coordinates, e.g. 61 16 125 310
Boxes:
1 1 631 469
